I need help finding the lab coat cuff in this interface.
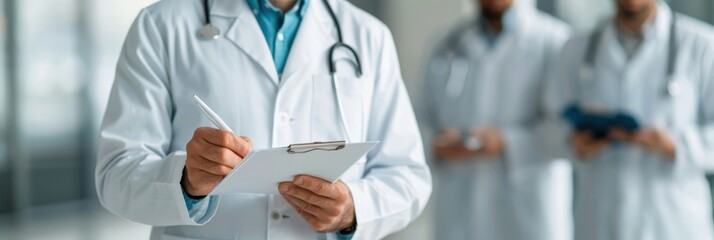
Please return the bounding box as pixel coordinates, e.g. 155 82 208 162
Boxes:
181 188 219 224
344 180 372 239
170 152 220 226
672 128 697 176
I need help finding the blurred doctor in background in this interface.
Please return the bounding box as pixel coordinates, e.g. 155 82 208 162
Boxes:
549 0 714 239
421 0 572 239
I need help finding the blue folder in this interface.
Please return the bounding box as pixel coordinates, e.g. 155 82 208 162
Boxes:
561 104 640 139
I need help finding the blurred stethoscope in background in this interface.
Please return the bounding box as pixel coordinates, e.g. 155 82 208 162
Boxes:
432 29 484 151
197 0 364 142
577 9 682 99
434 30 471 99
429 27 469 99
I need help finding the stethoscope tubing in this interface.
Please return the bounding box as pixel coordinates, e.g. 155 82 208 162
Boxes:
579 9 679 98
199 0 364 142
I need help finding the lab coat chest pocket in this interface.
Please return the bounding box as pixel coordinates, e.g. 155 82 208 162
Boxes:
311 75 366 142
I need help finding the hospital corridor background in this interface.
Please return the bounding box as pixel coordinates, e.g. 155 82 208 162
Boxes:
1 0 714 239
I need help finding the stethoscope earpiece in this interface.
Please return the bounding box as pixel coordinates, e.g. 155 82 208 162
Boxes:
199 24 220 40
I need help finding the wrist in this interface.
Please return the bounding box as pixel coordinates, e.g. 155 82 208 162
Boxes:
338 217 357 235
338 189 356 231
181 168 206 200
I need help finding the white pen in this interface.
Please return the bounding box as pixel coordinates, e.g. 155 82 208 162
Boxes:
193 95 234 133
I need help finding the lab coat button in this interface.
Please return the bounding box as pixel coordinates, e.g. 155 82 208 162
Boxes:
271 211 280 220
279 113 290 124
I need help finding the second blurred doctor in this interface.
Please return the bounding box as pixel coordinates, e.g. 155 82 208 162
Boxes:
421 0 572 239
549 0 714 239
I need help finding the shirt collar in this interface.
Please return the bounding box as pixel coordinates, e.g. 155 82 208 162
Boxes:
246 0 308 17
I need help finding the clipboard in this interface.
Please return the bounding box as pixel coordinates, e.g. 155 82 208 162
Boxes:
208 141 379 195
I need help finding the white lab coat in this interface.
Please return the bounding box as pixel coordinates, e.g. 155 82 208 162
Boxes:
421 3 572 240
95 0 432 239
547 3 714 240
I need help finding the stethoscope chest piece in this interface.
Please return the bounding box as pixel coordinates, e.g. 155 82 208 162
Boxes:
199 24 220 40
666 79 682 97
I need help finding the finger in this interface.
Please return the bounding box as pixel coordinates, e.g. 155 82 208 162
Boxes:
436 145 477 159
480 132 501 152
282 195 329 232
442 127 460 137
293 175 341 199
651 129 670 144
184 168 224 195
188 155 234 176
280 182 336 209
240 136 253 146
582 140 609 158
281 192 335 217
196 127 252 157
576 138 606 158
193 168 225 184
609 128 633 141
436 128 460 146
632 135 651 147
633 131 656 147
570 132 591 151
470 128 485 139
570 131 591 144
196 139 242 167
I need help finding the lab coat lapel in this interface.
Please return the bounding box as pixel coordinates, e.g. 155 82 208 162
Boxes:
280 0 335 83
497 2 531 55
464 25 488 58
621 4 673 117
467 2 531 60
600 24 628 78
212 0 279 85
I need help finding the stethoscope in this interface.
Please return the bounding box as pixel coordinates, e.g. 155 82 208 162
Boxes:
578 9 681 99
198 0 364 142
438 29 470 99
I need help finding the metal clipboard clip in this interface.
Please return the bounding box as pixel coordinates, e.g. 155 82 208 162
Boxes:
287 141 346 154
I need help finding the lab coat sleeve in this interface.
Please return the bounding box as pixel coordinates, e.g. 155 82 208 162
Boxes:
535 37 581 162
344 27 432 240
95 9 219 227
504 30 573 171
672 42 714 174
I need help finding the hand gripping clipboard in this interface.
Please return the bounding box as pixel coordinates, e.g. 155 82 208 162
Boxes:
208 141 379 195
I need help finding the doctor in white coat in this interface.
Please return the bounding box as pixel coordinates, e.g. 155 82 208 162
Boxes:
421 0 572 239
546 0 714 239
95 0 431 239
